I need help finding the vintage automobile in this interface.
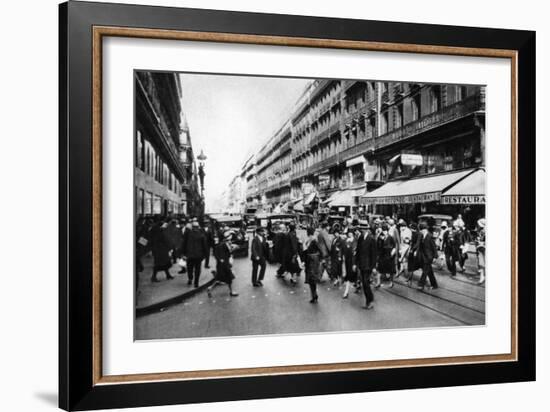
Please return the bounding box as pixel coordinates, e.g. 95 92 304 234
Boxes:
243 213 257 232
296 212 316 230
255 213 296 240
327 215 346 233
210 215 249 257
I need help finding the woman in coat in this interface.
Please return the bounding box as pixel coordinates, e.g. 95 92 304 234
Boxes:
329 228 344 286
304 227 322 303
376 224 397 288
207 231 239 297
150 221 174 282
342 230 358 298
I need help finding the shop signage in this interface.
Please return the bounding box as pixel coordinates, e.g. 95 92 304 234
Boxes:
441 195 486 204
318 173 330 189
400 154 423 166
362 191 440 205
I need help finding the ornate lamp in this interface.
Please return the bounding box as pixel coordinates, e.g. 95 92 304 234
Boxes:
197 149 207 195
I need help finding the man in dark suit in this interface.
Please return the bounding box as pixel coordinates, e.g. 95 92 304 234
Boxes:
183 218 208 288
416 222 439 290
353 224 377 309
251 227 269 286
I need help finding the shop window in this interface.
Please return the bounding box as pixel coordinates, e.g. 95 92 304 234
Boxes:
144 191 152 214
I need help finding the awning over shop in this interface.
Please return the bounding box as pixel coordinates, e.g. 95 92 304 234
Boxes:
360 169 475 205
327 187 365 207
441 168 486 204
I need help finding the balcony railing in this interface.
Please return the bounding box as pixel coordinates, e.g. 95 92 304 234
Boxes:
375 92 484 150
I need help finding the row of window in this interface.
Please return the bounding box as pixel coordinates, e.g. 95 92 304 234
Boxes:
136 130 184 195
136 188 185 215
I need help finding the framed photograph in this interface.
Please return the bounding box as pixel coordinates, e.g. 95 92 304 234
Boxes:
59 1 535 410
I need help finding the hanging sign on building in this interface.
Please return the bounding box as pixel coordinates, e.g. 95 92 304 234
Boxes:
400 154 423 166
318 173 330 189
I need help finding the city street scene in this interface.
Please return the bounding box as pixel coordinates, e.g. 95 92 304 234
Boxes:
134 71 486 340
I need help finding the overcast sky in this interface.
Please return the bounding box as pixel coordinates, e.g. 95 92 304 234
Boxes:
179 73 311 212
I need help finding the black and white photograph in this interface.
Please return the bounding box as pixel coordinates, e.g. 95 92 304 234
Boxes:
134 71 486 340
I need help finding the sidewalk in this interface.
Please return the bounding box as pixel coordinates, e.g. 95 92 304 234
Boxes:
136 253 215 316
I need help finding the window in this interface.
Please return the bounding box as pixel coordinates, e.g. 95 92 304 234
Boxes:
144 191 152 214
457 85 468 101
395 104 403 128
137 188 144 215
136 131 144 171
430 86 441 112
380 111 389 135
411 94 421 121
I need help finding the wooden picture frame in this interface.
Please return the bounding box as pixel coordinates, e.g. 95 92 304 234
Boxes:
59 1 535 410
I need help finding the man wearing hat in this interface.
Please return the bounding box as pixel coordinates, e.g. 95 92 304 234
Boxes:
415 222 438 290
182 218 208 288
251 227 269 286
442 221 460 277
208 230 239 297
353 223 377 309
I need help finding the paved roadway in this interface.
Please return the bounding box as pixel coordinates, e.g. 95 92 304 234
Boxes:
135 249 485 340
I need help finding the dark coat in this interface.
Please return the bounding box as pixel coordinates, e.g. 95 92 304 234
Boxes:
342 237 357 282
416 231 437 264
272 232 287 263
408 230 420 270
329 236 343 277
285 231 302 274
251 235 269 262
213 242 233 284
354 233 377 272
377 234 396 274
183 228 208 260
150 225 172 270
304 238 321 284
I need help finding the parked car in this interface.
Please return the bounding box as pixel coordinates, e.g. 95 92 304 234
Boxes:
211 215 249 257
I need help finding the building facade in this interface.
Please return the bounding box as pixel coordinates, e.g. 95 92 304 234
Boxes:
230 79 485 224
135 71 203 218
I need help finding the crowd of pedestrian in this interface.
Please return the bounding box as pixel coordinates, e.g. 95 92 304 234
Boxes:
136 212 486 310
245 214 487 309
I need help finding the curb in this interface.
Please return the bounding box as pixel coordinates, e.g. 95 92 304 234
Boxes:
136 277 216 317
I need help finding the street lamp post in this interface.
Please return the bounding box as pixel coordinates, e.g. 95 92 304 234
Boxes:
197 150 207 215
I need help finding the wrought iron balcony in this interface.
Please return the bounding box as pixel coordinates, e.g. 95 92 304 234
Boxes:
375 91 484 150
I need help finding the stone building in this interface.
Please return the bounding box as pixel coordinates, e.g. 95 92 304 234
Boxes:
235 78 485 225
135 71 203 218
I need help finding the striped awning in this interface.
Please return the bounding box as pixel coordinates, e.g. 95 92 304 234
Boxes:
441 168 485 204
360 169 477 205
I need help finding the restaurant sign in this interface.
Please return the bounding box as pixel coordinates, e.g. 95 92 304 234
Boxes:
441 195 486 205
362 192 440 205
